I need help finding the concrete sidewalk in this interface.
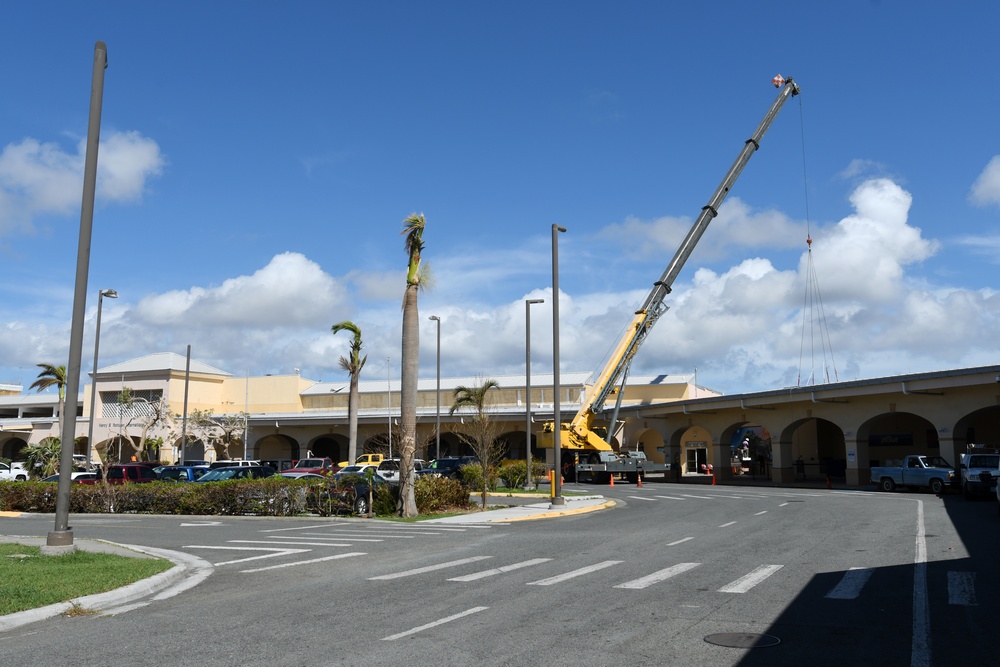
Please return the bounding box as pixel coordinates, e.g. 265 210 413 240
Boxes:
425 494 615 524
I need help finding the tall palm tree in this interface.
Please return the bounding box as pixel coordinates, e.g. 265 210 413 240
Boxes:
398 212 427 517
30 363 67 420
450 379 501 420
332 321 367 467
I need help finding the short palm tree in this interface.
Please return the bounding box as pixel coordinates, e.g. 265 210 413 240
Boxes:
30 363 67 419
22 437 62 479
332 321 367 467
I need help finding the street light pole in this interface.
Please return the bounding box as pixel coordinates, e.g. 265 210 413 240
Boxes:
429 315 441 461
551 224 567 507
524 299 543 490
85 288 117 471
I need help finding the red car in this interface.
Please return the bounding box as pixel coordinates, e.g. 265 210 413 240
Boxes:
77 464 159 484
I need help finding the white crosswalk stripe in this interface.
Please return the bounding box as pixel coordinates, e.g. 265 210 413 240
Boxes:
614 563 701 589
718 564 783 593
448 558 552 582
527 560 623 586
825 567 875 599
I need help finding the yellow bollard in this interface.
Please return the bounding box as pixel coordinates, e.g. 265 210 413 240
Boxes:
549 470 555 499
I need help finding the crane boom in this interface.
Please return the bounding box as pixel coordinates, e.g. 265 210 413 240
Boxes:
540 76 800 451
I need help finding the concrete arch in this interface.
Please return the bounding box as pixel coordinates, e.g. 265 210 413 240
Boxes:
778 417 847 480
306 434 348 461
953 405 1000 449
1 437 27 460
257 433 300 461
626 428 666 464
857 411 939 470
672 425 714 476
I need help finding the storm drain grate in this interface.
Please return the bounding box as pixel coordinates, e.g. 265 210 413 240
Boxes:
704 633 780 649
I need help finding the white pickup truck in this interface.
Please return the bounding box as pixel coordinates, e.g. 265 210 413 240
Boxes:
960 451 1000 498
0 461 29 481
870 455 955 494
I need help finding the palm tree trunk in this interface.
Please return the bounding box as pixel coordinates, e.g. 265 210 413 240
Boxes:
348 373 359 466
398 282 419 517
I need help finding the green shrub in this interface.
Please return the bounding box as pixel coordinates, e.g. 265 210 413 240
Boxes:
458 464 499 492
414 475 472 513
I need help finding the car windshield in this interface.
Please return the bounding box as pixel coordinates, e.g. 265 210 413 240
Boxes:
199 469 241 481
296 459 325 467
923 456 952 468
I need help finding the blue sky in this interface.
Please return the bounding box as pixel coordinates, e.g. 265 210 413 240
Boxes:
2 1 999 397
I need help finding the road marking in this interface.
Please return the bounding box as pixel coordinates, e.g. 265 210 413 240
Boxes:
242 552 367 573
912 499 930 667
259 524 331 533
681 495 714 500
448 558 552 582
825 567 875 599
297 532 413 539
667 537 694 546
382 606 488 641
615 563 700 589
653 495 686 500
778 502 789 507
947 571 978 606
718 564 783 593
183 545 310 566
229 539 354 547
754 510 768 516
627 495 658 502
271 535 385 543
180 521 222 527
368 556 492 581
718 521 737 528
527 560 623 586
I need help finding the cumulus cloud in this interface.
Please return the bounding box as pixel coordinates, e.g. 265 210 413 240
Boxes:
969 155 1000 207
0 131 164 236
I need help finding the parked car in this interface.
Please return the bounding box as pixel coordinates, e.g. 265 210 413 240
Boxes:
197 466 276 482
336 453 386 469
0 461 28 481
209 459 263 469
77 464 160 485
278 471 327 480
870 455 955 494
284 457 338 476
337 464 377 476
41 471 100 482
157 465 210 482
323 471 395 515
418 456 480 480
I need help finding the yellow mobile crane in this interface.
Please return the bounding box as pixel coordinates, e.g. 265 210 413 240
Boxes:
538 76 801 477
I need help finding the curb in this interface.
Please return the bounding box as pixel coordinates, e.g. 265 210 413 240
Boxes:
498 499 617 523
0 539 213 633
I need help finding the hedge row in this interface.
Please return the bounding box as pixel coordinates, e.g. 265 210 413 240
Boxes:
0 476 472 518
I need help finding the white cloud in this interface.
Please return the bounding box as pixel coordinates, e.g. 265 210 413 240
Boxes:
0 131 164 236
969 155 1000 207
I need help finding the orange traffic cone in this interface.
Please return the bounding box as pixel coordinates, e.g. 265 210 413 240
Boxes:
609 474 615 487
711 473 716 486
637 474 643 488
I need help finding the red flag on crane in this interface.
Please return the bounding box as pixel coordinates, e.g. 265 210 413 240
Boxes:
772 74 785 88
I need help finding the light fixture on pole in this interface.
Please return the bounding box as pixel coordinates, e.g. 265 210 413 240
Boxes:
85 288 117 471
428 315 441 461
524 299 544 490
551 224 567 507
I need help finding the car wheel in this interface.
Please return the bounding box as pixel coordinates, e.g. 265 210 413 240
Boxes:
15 475 26 481
354 495 369 516
880 478 896 492
930 478 944 495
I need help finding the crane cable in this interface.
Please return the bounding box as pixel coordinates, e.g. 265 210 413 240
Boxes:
795 96 839 386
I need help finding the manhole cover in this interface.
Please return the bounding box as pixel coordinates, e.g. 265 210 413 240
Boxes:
704 633 780 649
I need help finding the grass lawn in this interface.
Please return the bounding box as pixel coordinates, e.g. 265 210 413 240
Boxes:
0 543 172 615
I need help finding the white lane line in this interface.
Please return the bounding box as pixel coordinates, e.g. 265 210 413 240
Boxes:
668 537 694 546
228 540 354 547
615 563 701 590
718 521 737 528
259 524 332 533
304 533 410 539
382 607 488 641
242 552 367 573
654 495 686 500
718 564 784 593
627 496 658 502
270 535 385 543
779 502 789 507
180 521 222 527
825 567 875 599
368 556 492 581
754 510 768 516
527 560 623 586
448 558 552 582
947 571 977 606
183 545 310 566
912 499 930 667
681 495 714 500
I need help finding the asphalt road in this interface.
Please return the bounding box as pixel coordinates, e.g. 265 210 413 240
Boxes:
2 482 997 666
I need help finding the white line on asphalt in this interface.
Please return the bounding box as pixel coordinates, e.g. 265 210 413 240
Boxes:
754 510 768 515
718 521 737 528
382 606 489 641
947 572 978 606
527 560 623 586
718 564 783 593
653 495 686 500
681 495 714 500
912 499 930 667
368 556 492 580
299 532 414 539
258 524 332 533
229 540 354 547
180 521 222 527
779 502 789 507
448 558 552 582
183 545 310 566
825 567 875 599
667 537 694 546
241 552 367 573
627 495 658 502
614 563 700 589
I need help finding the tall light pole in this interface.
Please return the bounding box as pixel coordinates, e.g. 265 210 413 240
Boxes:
551 224 567 507
428 315 441 461
524 299 543 490
85 288 117 470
